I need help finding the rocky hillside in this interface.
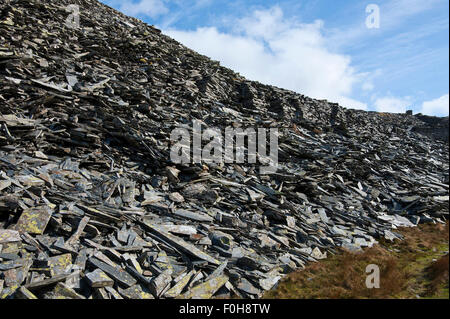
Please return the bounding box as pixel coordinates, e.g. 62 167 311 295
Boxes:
0 0 448 299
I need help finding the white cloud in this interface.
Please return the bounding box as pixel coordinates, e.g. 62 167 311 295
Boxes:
420 94 449 116
374 97 411 113
166 6 368 110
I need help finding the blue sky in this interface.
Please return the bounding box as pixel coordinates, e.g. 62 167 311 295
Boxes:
101 0 449 116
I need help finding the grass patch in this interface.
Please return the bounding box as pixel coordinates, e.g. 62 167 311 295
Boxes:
264 223 449 299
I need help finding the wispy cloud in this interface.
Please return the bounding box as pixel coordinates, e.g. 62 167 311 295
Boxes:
328 0 446 49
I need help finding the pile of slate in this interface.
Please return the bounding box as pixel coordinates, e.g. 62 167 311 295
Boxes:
0 0 448 299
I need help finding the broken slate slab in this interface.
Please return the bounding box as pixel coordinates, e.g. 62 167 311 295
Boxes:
88 257 137 288
164 270 195 298
15 286 38 299
52 282 86 299
119 285 154 299
142 222 220 265
15 207 52 235
150 269 172 298
172 209 214 223
85 269 114 288
182 275 229 299
0 230 21 244
47 254 72 276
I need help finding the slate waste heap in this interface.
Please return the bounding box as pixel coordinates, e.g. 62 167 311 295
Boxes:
0 0 448 299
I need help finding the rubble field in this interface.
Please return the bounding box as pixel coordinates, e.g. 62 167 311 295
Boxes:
0 0 448 299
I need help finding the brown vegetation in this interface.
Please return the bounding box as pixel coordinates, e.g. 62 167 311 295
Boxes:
264 223 449 299
426 254 449 295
